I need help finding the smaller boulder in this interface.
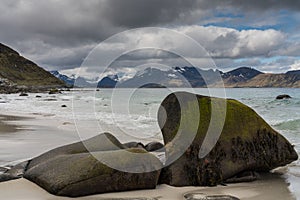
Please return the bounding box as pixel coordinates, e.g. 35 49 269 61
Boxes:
19 93 28 96
123 142 145 149
35 95 42 98
145 142 164 152
25 148 162 197
0 167 8 173
61 105 67 108
276 94 292 100
0 161 29 182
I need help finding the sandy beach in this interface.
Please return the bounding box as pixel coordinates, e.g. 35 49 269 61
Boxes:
0 173 295 200
0 114 26 133
0 112 297 200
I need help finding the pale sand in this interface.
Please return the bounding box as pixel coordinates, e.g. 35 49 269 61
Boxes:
0 173 295 200
0 112 297 200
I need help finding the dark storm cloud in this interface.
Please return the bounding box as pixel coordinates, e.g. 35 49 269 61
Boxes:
0 0 300 72
219 0 300 11
101 0 199 27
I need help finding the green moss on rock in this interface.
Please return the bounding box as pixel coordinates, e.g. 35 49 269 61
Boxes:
158 92 298 186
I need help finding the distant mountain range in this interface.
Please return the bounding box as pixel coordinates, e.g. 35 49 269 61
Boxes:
50 70 97 88
1 42 299 91
52 66 300 88
0 43 64 93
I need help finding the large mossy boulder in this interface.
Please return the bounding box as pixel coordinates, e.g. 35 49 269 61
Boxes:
158 92 298 186
24 133 162 197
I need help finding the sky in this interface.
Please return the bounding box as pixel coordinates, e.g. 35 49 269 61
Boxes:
1 0 300 79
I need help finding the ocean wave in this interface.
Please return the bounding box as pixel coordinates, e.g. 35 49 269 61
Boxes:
273 119 300 131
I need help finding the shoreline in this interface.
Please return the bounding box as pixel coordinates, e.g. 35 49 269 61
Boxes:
0 173 295 200
0 112 298 200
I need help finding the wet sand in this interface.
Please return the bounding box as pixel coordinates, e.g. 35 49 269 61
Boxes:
0 114 25 133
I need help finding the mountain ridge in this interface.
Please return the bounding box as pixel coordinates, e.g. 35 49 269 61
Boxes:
53 66 300 88
0 43 64 93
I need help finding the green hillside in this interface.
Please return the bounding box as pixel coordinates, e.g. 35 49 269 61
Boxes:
0 43 64 87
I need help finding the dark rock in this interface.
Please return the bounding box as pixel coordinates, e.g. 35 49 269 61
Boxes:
5 161 28 177
276 94 292 100
123 142 145 149
19 93 28 96
145 142 164 152
25 148 162 197
25 151 161 197
24 133 162 197
225 171 260 183
35 95 42 98
184 193 240 200
0 173 19 182
0 167 8 173
0 161 29 182
158 92 298 187
61 105 67 108
43 98 57 101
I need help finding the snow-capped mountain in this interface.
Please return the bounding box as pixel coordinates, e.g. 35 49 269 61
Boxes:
119 66 222 88
221 67 263 84
50 71 96 87
50 66 300 88
97 75 119 88
50 71 75 87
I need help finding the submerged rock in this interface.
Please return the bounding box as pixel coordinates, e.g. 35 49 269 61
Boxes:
276 94 292 100
24 133 162 197
158 92 298 187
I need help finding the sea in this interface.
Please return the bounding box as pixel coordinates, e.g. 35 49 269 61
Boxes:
0 88 299 198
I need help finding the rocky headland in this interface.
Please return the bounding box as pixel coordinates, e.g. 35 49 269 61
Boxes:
0 43 65 94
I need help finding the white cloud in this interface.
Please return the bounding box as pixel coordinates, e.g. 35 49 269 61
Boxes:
178 25 286 58
55 25 297 78
290 60 300 71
